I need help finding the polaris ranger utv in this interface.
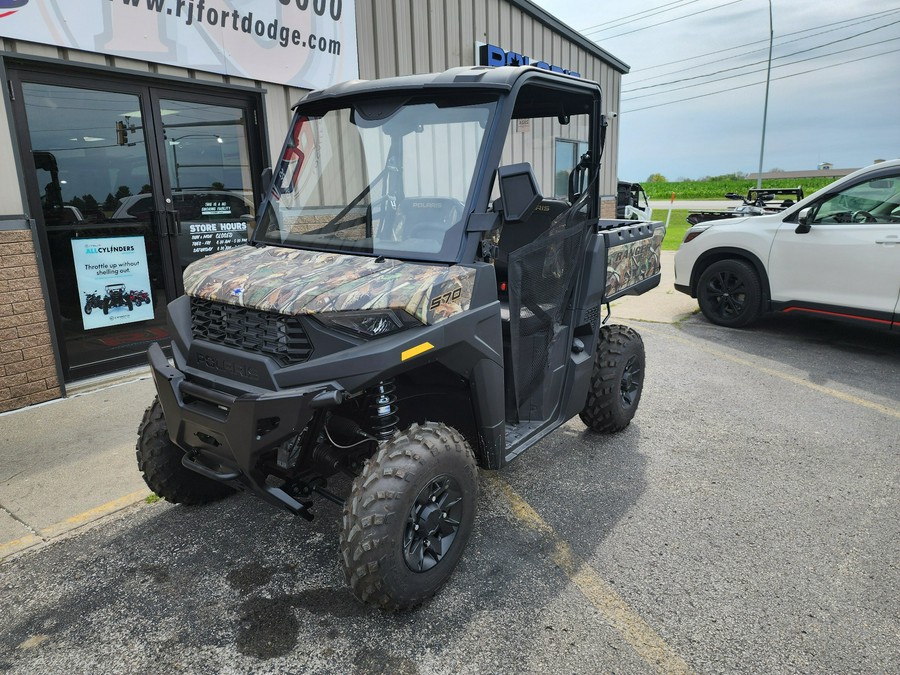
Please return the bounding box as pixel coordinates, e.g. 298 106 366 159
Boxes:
137 65 664 610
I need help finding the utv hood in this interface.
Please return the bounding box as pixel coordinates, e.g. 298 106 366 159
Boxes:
183 245 476 325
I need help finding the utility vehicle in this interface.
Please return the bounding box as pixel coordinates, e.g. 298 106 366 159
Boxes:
137 66 665 609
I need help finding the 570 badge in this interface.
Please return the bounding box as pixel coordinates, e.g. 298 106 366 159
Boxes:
429 286 462 311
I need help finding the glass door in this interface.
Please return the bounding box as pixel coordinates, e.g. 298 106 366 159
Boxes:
11 69 264 382
153 97 257 275
18 80 173 380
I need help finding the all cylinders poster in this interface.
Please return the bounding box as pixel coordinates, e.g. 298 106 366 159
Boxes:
72 236 154 330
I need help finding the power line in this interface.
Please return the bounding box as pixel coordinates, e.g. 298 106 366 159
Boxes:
623 36 900 101
625 8 900 84
583 0 745 40
581 0 702 34
628 7 900 72
620 46 900 113
622 18 900 93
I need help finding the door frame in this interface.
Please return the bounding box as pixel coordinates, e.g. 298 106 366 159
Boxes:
6 57 267 382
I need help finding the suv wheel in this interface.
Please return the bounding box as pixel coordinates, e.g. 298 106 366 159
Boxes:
340 422 477 610
136 398 235 504
580 324 645 432
697 259 762 327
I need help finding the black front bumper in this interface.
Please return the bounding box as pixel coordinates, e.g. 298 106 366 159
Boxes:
149 343 340 508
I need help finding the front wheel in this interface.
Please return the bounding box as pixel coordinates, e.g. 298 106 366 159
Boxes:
84 304 92 315
580 324 645 433
697 259 762 327
340 422 477 610
136 398 235 505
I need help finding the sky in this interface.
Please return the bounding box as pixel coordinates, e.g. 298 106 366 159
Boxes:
532 0 900 181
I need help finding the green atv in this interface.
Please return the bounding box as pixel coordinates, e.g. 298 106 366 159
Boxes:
137 65 665 610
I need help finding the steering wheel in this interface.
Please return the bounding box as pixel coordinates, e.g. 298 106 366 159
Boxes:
851 210 877 223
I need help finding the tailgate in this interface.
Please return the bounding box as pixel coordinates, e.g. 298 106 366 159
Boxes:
599 220 665 301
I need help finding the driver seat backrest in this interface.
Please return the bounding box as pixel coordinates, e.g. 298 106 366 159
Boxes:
495 199 570 289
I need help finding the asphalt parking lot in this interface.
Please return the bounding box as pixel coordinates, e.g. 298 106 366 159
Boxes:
1 311 898 674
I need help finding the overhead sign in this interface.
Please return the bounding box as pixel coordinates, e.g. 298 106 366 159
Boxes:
0 0 358 90
476 42 581 78
72 236 155 330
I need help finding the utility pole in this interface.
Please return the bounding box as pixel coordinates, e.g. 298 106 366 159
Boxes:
757 0 773 189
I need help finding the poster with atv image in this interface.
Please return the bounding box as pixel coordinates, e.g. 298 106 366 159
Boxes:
71 236 154 330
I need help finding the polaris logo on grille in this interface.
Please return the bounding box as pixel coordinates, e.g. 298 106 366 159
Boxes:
195 352 260 381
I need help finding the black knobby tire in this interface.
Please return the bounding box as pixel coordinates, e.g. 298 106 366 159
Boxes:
697 259 762 327
127 299 134 311
340 422 477 610
136 397 234 505
579 324 645 433
102 298 109 315
84 304 92 315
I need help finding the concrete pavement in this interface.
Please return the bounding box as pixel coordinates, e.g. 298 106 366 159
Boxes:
0 251 697 559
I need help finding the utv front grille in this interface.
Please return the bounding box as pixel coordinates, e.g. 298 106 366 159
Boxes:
190 298 313 367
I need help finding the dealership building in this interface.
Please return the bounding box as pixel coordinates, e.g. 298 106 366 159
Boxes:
0 0 627 413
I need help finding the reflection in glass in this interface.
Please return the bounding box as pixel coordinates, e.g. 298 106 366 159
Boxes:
159 100 256 269
22 82 168 379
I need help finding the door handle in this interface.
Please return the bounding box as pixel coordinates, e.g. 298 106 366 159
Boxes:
164 209 180 237
875 236 897 245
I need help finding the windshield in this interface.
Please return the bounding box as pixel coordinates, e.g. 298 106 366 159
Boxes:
256 98 496 261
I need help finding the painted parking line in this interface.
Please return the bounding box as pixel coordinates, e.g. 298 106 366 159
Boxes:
490 475 694 675
639 324 900 420
0 490 150 558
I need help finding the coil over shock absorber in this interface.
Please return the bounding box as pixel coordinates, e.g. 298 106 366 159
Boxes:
368 379 398 440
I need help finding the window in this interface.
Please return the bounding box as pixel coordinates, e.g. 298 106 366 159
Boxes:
555 139 588 199
811 174 900 224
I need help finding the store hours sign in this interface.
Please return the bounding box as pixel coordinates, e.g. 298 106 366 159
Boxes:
72 236 155 330
0 0 358 90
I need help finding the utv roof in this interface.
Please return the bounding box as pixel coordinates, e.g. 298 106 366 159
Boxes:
294 66 602 110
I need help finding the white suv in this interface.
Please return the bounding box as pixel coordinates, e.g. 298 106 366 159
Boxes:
674 160 900 329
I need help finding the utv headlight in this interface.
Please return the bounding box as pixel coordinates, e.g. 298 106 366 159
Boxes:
316 309 422 339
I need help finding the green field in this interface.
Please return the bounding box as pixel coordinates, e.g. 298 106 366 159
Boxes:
643 177 838 201
658 209 691 251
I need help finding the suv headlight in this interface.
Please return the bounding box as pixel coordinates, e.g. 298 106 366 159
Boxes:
682 225 711 244
315 309 422 339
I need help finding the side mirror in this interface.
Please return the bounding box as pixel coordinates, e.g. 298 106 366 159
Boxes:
568 151 592 204
497 163 542 223
795 207 812 234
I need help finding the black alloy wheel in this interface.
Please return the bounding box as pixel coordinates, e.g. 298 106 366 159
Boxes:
403 475 464 572
697 259 762 328
620 354 642 408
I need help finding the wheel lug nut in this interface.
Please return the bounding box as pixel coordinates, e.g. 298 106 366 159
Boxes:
414 524 419 530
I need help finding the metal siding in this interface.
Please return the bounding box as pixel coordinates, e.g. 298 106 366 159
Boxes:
355 0 378 80
393 0 414 76
443 0 461 68
411 0 430 73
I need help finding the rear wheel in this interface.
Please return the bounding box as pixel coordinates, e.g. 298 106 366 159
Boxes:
136 398 234 504
340 422 477 610
697 259 762 327
580 324 645 433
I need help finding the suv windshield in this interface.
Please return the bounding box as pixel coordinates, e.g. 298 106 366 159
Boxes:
256 97 496 262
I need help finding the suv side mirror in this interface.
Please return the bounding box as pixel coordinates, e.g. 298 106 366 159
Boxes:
795 207 812 234
497 163 542 223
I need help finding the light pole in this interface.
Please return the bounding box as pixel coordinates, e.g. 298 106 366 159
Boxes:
757 0 773 189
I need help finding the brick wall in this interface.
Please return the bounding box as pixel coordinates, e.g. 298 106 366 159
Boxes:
600 196 617 219
0 230 61 413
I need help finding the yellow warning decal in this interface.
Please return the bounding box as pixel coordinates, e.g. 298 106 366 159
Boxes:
401 342 434 362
